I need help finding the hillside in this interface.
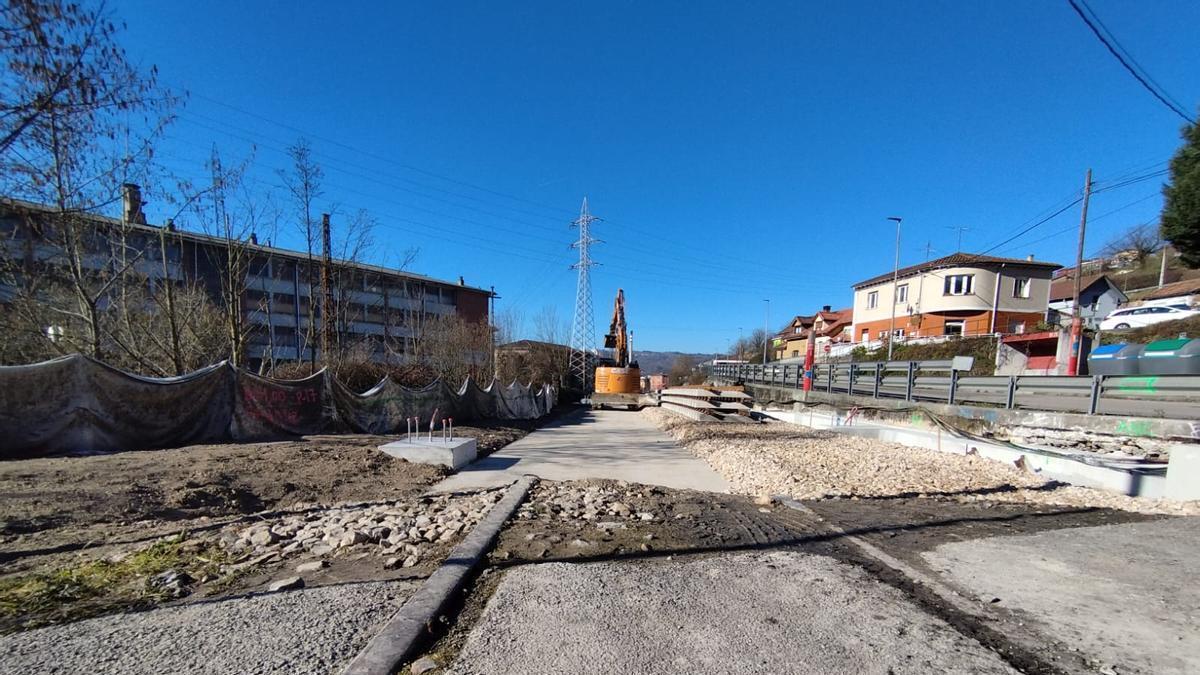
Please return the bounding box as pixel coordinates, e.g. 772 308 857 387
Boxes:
632 350 721 375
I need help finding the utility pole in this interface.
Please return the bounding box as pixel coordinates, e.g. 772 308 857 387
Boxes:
1067 169 1092 376
320 213 333 364
802 324 816 394
886 217 902 361
1159 243 1169 287
569 198 600 392
490 285 499 380
762 299 770 364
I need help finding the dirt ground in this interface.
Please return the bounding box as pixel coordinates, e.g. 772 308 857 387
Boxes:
0 423 531 575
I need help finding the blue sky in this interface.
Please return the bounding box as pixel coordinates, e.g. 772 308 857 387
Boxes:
111 0 1199 353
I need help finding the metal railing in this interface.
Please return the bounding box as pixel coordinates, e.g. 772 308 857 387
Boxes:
711 360 1200 418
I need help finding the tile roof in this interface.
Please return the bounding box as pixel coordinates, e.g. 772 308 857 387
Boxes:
1048 273 1116 301
853 252 1062 289
1141 278 1200 301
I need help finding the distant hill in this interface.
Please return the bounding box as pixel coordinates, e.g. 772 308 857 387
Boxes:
631 350 721 375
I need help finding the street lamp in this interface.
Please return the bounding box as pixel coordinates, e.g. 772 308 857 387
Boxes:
886 217 902 361
762 299 770 364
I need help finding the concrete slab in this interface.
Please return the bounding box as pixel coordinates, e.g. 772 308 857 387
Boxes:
430 408 728 493
923 517 1200 675
380 438 477 470
444 551 1018 675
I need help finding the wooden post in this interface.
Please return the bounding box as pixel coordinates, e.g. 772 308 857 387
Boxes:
1068 169 1092 376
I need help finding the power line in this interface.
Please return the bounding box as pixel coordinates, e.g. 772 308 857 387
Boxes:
1066 0 1195 124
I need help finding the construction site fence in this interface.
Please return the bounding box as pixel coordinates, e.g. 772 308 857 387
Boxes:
0 354 558 458
711 360 1200 418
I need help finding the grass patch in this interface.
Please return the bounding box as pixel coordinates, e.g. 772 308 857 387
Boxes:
0 534 231 633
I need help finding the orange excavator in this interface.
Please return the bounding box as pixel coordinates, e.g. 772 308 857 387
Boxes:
592 288 642 410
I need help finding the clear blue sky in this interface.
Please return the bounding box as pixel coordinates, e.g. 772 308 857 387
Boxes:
111 0 1199 353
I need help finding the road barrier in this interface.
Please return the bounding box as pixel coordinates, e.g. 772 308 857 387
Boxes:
711 360 1200 419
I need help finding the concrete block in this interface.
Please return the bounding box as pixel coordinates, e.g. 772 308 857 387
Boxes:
379 437 477 471
1165 444 1200 501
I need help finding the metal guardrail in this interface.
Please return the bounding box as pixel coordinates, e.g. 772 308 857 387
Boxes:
711 361 1200 418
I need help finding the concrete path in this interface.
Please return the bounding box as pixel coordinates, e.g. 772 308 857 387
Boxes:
443 551 1017 675
923 517 1200 675
431 408 728 493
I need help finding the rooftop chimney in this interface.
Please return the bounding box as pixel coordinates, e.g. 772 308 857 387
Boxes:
458 276 465 286
249 232 258 245
121 183 145 224
822 305 831 312
1026 254 1034 262
165 218 175 232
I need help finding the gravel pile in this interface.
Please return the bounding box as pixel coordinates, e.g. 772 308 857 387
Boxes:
643 408 1200 516
218 489 505 569
516 482 661 523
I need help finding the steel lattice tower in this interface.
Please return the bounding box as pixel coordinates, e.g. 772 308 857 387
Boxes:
568 197 600 391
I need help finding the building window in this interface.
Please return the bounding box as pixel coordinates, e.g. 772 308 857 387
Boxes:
896 284 908 303
944 274 974 296
1009 320 1026 334
892 328 904 337
791 350 799 357
1013 277 1031 298
943 320 965 336
860 328 869 341
793 327 802 334
867 291 879 309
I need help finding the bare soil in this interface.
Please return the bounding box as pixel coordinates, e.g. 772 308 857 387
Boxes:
0 423 531 575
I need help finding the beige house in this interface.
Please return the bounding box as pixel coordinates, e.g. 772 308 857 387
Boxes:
851 253 1061 343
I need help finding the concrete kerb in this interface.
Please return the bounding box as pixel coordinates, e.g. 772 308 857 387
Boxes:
340 475 538 675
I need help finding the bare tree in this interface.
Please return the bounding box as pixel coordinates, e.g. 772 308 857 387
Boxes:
532 304 566 344
0 0 166 158
495 307 524 345
278 138 324 366
1100 223 1163 266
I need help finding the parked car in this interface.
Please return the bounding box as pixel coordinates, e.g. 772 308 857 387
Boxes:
1099 305 1199 330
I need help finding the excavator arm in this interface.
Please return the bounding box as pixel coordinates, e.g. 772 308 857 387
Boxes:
603 288 628 367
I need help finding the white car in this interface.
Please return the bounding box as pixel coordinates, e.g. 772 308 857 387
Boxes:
1099 304 1198 330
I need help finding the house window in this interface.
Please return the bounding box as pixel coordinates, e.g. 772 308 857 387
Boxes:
1009 320 1026 334
944 274 974 296
1013 277 1031 298
943 320 965 336
793 327 802 334
867 291 879 309
892 328 905 337
896 284 908 303
791 350 799 357
860 328 869 341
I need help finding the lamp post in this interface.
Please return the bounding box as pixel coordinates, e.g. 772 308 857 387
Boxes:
762 299 770 364
886 217 902 361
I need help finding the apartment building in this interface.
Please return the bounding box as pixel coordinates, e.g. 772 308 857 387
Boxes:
851 253 1061 343
0 188 492 369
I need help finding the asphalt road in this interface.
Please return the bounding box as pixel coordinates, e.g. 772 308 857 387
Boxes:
444 551 1018 675
431 408 729 493
924 516 1200 675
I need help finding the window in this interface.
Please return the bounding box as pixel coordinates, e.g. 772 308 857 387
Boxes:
1009 321 1026 334
896 284 909 303
943 320 965 336
1013 277 1031 298
867 291 879 309
860 328 869 341
791 350 799 358
944 274 974 296
793 327 802 334
892 328 905 337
